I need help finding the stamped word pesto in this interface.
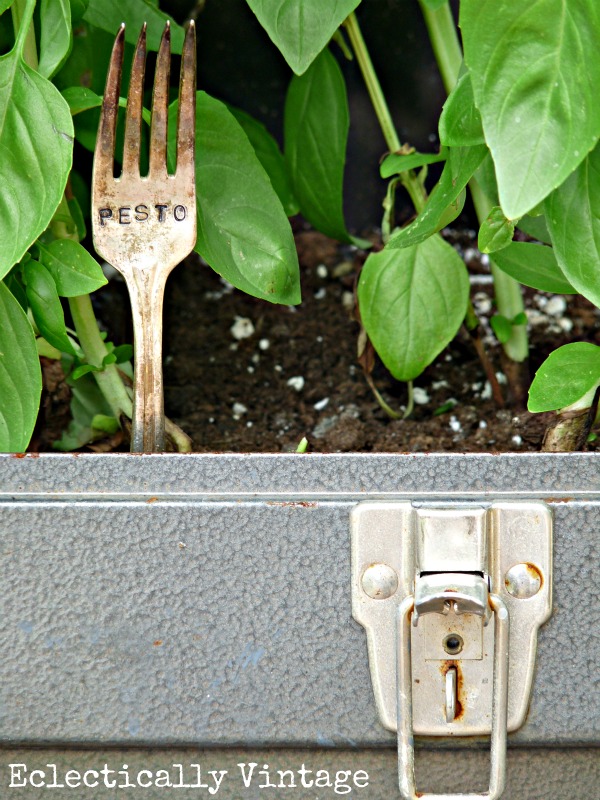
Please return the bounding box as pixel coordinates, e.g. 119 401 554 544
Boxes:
98 204 188 225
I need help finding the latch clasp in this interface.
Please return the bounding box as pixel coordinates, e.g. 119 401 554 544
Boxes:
351 501 552 800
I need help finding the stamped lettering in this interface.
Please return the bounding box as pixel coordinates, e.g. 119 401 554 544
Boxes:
98 204 188 226
99 208 113 226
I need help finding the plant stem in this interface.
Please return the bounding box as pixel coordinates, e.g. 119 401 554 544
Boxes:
418 1 462 93
69 295 133 420
344 13 400 152
344 12 426 214
469 179 528 364
365 373 402 420
542 401 599 452
404 380 415 419
419 1 529 374
11 0 38 69
50 195 79 241
49 199 133 420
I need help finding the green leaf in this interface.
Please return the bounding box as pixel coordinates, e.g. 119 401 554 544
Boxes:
24 261 76 356
0 1 13 14
420 0 448 8
37 337 62 359
295 436 309 453
0 281 42 452
380 148 447 179
62 87 151 129
3 270 28 312
387 145 487 249
473 152 499 206
83 0 185 53
113 344 133 363
491 241 576 295
167 92 300 305
246 0 360 75
68 196 87 241
71 362 101 380
0 0 73 280
433 400 457 416
54 371 113 451
72 101 150 159
38 0 72 79
438 72 484 147
37 240 107 296
91 414 119 434
528 343 600 412
70 169 91 225
461 0 600 219
61 85 102 114
357 235 469 381
53 19 108 95
228 106 299 217
516 214 552 245
478 206 515 254
70 0 89 24
284 48 366 246
490 314 513 344
545 144 600 307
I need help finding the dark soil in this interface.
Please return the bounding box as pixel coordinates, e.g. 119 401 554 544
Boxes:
34 226 600 453
162 227 599 453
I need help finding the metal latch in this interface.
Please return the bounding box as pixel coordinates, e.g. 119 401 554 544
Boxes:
351 502 552 800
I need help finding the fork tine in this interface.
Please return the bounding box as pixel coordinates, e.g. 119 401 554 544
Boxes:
95 24 125 181
176 21 197 176
148 22 171 176
122 23 147 176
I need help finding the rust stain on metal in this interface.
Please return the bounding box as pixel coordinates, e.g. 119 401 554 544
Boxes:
440 660 465 721
524 561 543 588
266 501 318 508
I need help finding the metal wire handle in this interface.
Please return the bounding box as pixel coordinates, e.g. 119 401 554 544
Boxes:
396 594 510 800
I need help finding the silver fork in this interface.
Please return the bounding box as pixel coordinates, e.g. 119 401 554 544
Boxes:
92 21 196 453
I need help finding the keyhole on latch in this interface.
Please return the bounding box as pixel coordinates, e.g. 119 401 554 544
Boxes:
443 633 464 655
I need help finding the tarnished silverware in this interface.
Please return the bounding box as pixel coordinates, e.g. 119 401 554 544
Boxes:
92 21 196 452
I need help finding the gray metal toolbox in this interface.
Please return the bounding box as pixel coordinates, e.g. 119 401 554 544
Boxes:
1 453 599 798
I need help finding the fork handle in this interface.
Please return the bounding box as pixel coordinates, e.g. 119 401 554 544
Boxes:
125 269 169 453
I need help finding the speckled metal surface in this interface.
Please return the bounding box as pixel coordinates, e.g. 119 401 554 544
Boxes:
0 454 598 752
0 748 598 799
1 452 599 500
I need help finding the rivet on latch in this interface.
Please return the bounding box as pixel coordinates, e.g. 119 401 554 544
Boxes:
504 563 542 599
361 563 398 600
